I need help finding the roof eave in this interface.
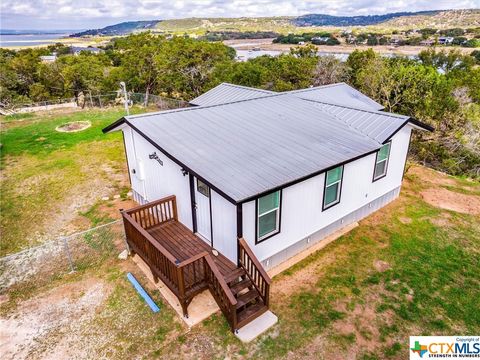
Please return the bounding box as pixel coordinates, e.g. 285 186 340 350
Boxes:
409 118 434 132
102 117 126 133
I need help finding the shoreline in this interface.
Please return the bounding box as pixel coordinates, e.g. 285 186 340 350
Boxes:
223 38 475 56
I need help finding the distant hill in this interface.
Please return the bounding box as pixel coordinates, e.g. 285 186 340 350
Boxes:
68 9 480 37
382 9 480 29
70 20 160 37
293 11 439 26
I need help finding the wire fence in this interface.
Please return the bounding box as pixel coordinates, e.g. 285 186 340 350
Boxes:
3 92 189 115
0 220 126 292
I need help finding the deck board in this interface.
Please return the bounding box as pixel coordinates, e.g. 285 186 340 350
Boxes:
147 220 237 278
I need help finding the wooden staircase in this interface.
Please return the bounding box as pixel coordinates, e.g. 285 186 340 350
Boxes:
120 195 271 333
225 267 269 329
203 238 271 332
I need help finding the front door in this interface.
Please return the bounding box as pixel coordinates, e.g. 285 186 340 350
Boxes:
195 178 212 244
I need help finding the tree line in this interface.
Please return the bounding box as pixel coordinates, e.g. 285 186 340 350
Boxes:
0 33 478 177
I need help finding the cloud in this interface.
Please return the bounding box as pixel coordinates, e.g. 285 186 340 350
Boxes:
1 0 478 30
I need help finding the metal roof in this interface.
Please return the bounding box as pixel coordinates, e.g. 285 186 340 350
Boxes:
190 82 384 111
307 101 408 143
190 83 274 106
289 83 384 111
119 93 395 203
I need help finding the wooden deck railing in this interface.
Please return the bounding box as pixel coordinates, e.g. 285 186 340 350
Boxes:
204 255 238 332
238 238 271 307
122 210 181 294
122 195 238 330
126 195 177 230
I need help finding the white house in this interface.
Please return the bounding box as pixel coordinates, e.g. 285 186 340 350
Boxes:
103 82 432 331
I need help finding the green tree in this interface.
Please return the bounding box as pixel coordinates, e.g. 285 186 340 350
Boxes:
154 36 235 98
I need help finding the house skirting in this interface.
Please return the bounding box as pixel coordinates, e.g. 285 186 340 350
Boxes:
132 189 147 205
260 186 401 271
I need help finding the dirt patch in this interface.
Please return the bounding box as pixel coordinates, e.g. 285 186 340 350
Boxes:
271 243 345 297
399 216 412 224
420 188 480 215
374 260 391 272
98 198 137 220
0 277 111 360
427 212 453 227
55 121 91 133
408 165 458 187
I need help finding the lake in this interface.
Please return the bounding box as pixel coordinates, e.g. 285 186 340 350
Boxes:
0 34 70 47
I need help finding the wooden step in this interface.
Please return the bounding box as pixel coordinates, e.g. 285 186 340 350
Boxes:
236 301 269 329
230 278 252 296
224 267 246 284
236 288 260 309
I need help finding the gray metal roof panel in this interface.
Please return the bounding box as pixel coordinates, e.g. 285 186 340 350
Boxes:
190 82 384 111
189 83 274 106
288 83 384 111
312 102 408 143
127 94 383 202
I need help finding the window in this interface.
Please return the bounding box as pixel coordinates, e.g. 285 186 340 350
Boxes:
373 142 391 181
197 179 210 197
256 190 281 242
323 166 343 210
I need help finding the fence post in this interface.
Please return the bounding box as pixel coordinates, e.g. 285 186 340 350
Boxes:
88 91 94 108
62 237 76 273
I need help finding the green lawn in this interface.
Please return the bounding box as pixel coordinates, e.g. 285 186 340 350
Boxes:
0 107 146 256
2 165 478 359
1 106 479 358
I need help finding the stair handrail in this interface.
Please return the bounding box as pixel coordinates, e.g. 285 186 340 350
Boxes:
237 237 271 306
203 254 238 331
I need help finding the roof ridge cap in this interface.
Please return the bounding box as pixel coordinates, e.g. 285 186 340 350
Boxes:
299 97 405 119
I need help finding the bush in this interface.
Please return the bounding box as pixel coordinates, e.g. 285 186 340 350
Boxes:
326 37 340 46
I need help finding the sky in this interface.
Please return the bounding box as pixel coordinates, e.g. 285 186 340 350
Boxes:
1 0 479 30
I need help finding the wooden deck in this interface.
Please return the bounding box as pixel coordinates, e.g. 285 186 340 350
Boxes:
121 195 271 332
147 220 237 278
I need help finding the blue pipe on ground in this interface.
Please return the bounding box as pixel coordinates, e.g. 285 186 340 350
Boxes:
127 272 160 313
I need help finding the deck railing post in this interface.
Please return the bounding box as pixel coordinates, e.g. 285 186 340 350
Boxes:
120 209 131 255
177 266 188 317
172 197 178 221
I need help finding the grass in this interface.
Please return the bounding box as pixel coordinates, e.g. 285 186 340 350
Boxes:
1 105 479 358
0 107 148 256
1 167 479 359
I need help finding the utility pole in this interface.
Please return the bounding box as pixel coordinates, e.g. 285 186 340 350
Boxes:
120 81 129 116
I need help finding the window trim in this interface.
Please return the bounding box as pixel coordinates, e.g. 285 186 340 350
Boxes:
322 165 344 211
372 141 392 182
255 190 282 244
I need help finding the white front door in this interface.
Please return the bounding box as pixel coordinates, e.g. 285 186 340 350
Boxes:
195 178 211 244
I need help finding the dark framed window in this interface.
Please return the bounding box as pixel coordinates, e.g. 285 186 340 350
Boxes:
323 165 343 210
256 190 281 243
373 142 391 181
197 179 210 197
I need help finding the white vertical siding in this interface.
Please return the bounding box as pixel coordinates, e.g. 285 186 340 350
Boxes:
211 190 237 263
242 125 412 261
125 128 193 230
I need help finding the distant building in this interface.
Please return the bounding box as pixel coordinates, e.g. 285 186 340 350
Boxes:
438 37 454 45
70 46 104 55
311 36 330 44
39 52 57 63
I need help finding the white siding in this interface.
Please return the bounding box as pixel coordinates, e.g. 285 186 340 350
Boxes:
242 125 412 261
123 128 193 230
211 190 237 262
123 126 237 258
